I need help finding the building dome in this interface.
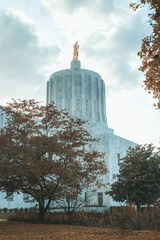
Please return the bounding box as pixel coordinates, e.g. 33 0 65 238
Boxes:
47 60 107 124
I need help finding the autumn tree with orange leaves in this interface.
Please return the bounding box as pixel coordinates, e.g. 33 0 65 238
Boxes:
130 0 160 108
0 100 106 223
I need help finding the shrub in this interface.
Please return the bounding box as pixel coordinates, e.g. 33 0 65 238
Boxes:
8 212 38 223
108 205 160 230
8 209 14 213
18 208 24 213
24 208 29 212
2 208 8 213
7 206 160 230
13 208 18 213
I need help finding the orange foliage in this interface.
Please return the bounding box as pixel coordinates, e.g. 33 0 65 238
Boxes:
0 100 107 223
130 0 160 108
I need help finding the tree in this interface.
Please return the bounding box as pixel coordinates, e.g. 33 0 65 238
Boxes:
55 182 97 215
0 99 107 223
107 144 160 209
130 1 160 108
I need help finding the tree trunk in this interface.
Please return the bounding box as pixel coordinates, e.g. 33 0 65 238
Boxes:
38 204 45 223
38 199 52 223
137 203 141 211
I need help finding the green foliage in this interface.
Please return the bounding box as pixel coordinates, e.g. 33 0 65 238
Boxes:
107 144 160 208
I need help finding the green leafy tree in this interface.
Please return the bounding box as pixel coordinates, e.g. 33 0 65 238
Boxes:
107 144 160 209
0 99 107 223
130 0 160 108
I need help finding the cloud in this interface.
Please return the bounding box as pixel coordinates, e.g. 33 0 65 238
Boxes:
42 0 114 16
0 0 159 147
0 10 60 105
41 0 149 89
40 0 116 43
81 12 148 89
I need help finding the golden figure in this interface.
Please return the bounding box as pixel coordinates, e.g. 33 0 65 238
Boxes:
73 41 79 60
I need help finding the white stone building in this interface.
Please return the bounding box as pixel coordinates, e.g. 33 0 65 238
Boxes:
0 58 136 210
46 59 136 210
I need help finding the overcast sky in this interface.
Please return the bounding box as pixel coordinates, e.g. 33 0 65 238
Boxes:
0 0 160 147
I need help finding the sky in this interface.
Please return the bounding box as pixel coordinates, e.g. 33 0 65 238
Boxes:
0 0 160 147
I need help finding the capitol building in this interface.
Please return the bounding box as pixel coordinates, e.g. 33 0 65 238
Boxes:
0 43 136 210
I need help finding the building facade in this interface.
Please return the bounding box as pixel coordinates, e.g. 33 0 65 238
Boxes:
0 58 136 210
46 59 136 210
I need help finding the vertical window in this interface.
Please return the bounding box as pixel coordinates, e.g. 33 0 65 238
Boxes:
98 192 103 206
117 153 120 165
84 192 87 202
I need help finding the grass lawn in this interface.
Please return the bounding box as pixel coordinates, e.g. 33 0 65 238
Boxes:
0 221 160 240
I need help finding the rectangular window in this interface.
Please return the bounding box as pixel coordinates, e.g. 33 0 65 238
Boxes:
117 153 120 165
98 192 103 206
6 193 14 201
84 192 87 202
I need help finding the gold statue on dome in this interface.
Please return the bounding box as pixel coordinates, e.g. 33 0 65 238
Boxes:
73 41 79 60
